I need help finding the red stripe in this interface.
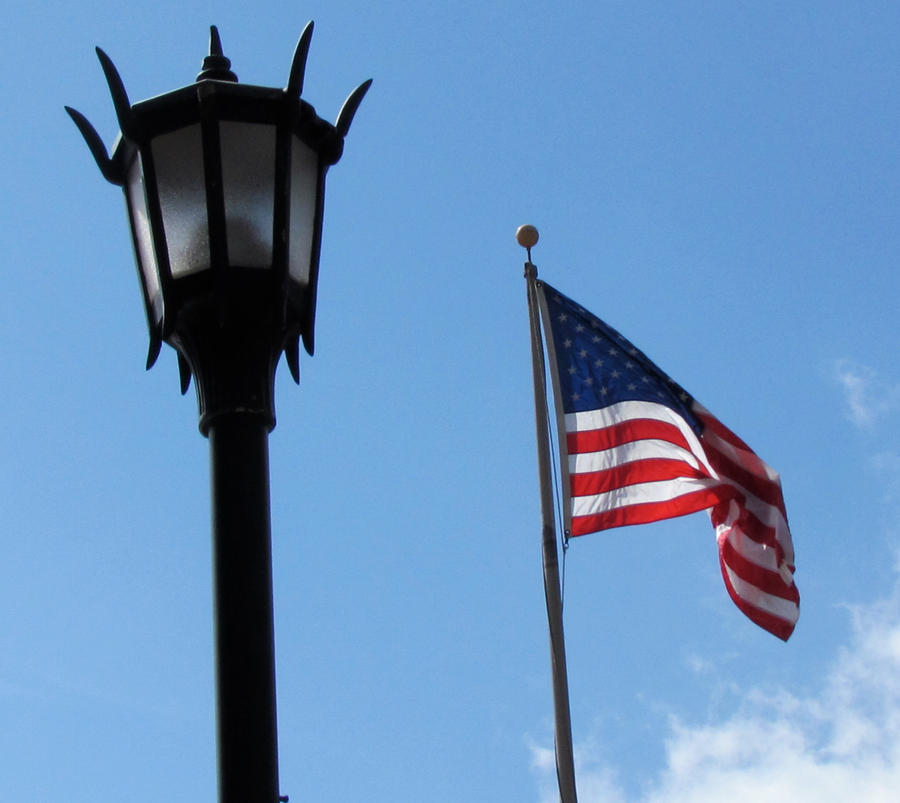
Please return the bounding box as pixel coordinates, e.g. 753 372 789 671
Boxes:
571 459 710 496
719 554 797 641
703 440 787 517
567 418 691 455
570 487 727 535
710 497 787 563
695 409 753 452
719 537 798 603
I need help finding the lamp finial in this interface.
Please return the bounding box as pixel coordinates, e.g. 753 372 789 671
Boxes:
197 25 238 82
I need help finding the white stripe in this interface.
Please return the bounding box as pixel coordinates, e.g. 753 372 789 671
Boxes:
571 476 720 517
722 562 799 624
715 520 783 574
702 427 780 483
716 482 794 564
569 439 704 475
743 494 792 561
694 406 793 562
565 401 718 477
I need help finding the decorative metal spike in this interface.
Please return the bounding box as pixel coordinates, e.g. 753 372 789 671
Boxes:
146 334 162 370
301 326 315 358
286 21 314 97
64 106 123 185
210 25 224 56
284 338 301 384
334 79 372 137
197 25 238 82
177 352 193 394
95 48 133 136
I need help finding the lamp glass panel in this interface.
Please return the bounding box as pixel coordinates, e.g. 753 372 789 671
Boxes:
151 124 209 277
220 121 276 269
125 152 163 323
288 136 319 286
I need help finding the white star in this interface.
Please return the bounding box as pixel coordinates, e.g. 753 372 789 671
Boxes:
558 313 568 322
584 377 594 386
600 386 608 396
579 349 588 358
595 359 604 368
568 366 576 375
642 376 651 383
611 370 620 379
575 324 585 333
625 361 634 369
592 335 602 343
563 338 572 349
628 383 637 391
608 347 618 356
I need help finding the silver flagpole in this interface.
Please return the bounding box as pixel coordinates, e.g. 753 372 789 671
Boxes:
519 225 578 803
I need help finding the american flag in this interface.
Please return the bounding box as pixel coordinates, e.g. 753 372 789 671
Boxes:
538 282 799 641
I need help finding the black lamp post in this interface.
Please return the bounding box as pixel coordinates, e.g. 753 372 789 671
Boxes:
66 25 370 803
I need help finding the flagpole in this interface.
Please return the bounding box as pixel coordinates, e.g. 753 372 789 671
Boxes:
519 225 578 803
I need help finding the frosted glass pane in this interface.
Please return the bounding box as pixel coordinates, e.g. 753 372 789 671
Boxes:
220 121 276 269
125 153 162 323
151 125 209 276
288 137 319 286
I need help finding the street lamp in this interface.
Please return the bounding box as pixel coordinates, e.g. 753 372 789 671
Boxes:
66 25 370 803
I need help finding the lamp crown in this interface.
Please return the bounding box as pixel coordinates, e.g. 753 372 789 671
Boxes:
196 25 238 82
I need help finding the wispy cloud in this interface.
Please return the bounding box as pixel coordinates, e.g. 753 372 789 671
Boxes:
834 360 900 509
870 451 900 507
530 736 627 803
834 360 900 429
531 581 900 802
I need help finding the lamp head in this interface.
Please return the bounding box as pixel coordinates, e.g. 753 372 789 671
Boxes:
67 26 371 432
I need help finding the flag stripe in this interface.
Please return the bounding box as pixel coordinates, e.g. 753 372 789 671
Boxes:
571 458 709 496
700 420 780 483
567 418 692 455
572 475 726 518
712 494 793 564
571 487 726 535
720 559 799 636
719 558 797 642
715 515 787 576
719 534 799 603
566 402 718 475
703 440 787 516
570 438 703 476
695 404 754 452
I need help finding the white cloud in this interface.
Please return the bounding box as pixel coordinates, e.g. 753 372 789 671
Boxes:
834 360 900 429
834 360 900 517
870 451 900 506
530 736 626 803
531 583 900 803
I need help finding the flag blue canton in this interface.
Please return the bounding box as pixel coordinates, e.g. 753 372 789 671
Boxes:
540 283 703 435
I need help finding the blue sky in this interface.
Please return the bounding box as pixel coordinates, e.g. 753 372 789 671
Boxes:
3 1 900 801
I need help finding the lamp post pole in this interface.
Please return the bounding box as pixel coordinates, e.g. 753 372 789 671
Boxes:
67 25 370 803
209 414 279 802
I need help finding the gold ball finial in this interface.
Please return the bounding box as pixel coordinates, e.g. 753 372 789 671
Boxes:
516 224 539 249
